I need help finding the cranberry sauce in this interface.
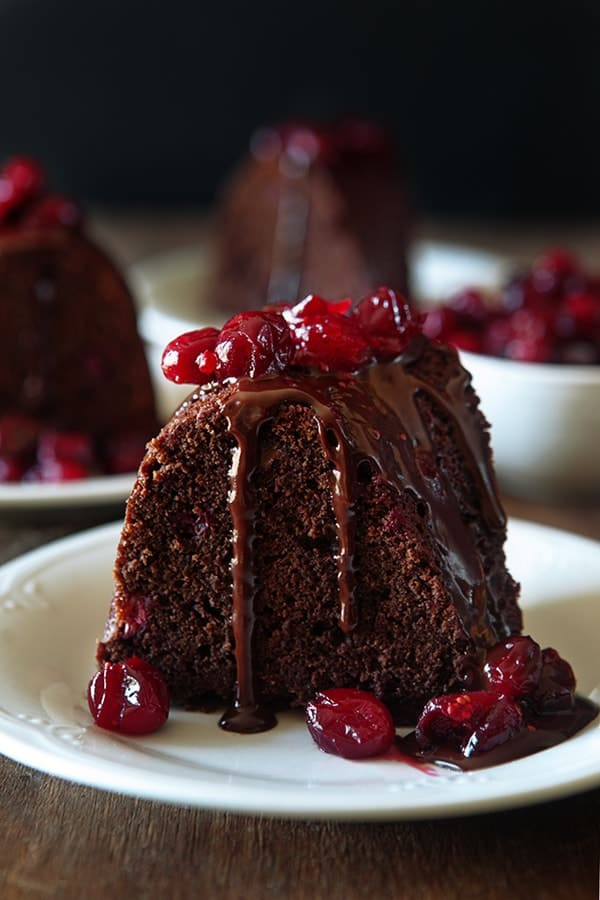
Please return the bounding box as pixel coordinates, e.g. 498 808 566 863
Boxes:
214 342 504 733
397 696 598 771
424 248 600 364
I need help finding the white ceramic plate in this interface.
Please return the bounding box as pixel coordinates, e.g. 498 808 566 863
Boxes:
0 472 136 511
0 518 598 820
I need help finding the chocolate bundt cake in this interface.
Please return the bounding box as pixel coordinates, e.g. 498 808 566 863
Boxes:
208 121 411 313
98 289 521 732
0 156 158 481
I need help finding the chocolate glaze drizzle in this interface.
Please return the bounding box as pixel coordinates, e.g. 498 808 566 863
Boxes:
218 341 507 733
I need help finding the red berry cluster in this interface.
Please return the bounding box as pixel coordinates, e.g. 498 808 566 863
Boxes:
161 288 423 385
415 636 576 758
424 249 600 364
88 656 169 735
0 156 82 231
304 636 576 761
0 414 146 483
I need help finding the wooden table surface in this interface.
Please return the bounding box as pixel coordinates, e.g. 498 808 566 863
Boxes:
0 218 599 900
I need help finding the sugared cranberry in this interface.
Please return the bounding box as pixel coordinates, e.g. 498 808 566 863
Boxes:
88 656 169 735
483 635 543 699
529 647 576 713
352 287 422 358
37 430 95 467
415 690 497 750
0 156 45 220
216 310 294 378
461 696 525 757
23 193 83 229
161 328 220 384
306 688 395 759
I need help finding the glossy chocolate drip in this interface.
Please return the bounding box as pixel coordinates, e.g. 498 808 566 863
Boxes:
216 343 504 732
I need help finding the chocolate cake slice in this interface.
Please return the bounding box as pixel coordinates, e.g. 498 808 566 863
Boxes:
0 156 158 480
208 121 411 313
98 289 521 731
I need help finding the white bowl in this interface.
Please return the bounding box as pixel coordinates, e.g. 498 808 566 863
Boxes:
461 349 600 501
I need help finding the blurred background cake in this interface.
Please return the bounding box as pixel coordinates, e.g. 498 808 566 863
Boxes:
0 156 157 483
207 120 411 312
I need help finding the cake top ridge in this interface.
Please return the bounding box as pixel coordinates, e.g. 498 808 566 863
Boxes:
161 287 425 386
0 155 82 233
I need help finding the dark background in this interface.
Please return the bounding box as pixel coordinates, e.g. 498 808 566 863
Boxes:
1 0 599 218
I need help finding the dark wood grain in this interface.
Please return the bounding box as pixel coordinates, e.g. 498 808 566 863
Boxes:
0 217 599 900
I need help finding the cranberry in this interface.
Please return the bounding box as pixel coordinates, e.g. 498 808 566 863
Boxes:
501 275 541 313
422 306 458 340
282 294 352 322
0 455 26 482
161 328 220 384
482 317 516 357
555 293 600 338
532 249 579 295
37 430 95 467
415 690 497 750
529 647 576 713
483 635 543 698
285 297 373 372
216 310 294 378
23 193 82 229
352 287 422 358
28 458 90 482
461 696 525 757
105 433 147 474
0 156 45 220
503 309 555 362
448 288 489 324
88 656 169 735
443 329 483 354
305 688 395 759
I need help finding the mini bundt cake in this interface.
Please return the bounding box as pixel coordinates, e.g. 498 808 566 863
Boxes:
98 289 521 733
0 156 158 481
208 120 411 313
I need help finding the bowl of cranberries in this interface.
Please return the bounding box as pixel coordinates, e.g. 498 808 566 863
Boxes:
423 249 600 500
